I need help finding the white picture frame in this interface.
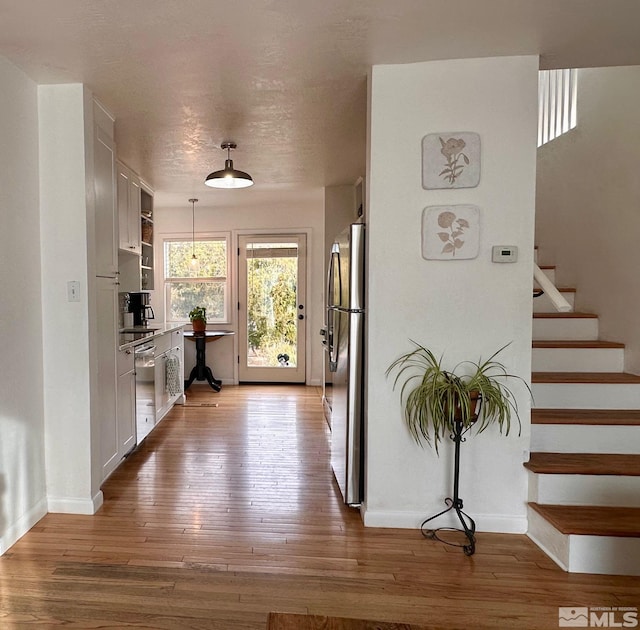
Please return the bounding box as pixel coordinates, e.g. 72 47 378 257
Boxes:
422 205 480 260
422 132 481 189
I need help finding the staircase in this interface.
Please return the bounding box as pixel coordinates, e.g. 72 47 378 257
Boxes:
526 262 640 576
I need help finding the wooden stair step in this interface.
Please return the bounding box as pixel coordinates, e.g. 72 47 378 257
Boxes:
525 452 640 476
532 371 640 384
528 503 640 537
532 340 624 349
532 409 640 425
533 287 576 292
533 312 597 319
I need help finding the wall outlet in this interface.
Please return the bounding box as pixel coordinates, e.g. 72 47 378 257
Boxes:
67 280 80 302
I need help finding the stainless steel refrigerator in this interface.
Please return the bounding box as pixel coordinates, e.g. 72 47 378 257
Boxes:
326 222 365 505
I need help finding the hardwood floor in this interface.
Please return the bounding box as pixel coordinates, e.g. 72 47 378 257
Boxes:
1 385 638 629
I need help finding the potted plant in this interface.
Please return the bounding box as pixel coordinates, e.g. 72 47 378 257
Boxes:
386 341 529 452
188 306 207 333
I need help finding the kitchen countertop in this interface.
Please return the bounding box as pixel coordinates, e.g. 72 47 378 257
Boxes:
118 323 185 351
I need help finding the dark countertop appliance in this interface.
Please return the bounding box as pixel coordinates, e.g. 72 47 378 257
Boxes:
128 291 155 327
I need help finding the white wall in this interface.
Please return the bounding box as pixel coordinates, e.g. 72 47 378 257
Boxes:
0 57 47 553
39 84 98 513
154 192 325 386
536 66 640 373
364 56 538 533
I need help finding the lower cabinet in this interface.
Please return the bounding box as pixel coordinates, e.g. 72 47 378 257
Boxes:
117 348 136 457
97 276 119 482
154 330 184 423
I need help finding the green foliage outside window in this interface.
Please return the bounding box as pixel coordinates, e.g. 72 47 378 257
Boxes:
164 239 228 322
247 256 298 367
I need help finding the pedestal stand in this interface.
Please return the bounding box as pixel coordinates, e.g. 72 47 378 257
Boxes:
420 417 477 556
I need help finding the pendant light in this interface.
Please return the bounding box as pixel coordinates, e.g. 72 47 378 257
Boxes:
189 198 198 267
205 141 253 189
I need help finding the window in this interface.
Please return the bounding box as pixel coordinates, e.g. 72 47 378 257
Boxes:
538 69 577 147
164 237 229 323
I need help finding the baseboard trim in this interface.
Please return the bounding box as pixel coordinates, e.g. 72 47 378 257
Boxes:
0 497 48 555
361 507 528 534
48 490 103 515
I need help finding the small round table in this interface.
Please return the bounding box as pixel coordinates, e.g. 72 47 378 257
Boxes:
183 330 234 392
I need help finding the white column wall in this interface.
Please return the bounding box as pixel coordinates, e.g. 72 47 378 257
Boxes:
38 84 96 512
0 57 47 553
536 66 640 374
364 56 538 533
154 192 325 386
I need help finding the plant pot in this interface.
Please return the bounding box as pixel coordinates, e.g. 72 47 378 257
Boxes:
451 391 481 423
192 319 206 333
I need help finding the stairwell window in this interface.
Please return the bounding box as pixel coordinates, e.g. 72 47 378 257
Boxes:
538 69 577 147
164 236 229 323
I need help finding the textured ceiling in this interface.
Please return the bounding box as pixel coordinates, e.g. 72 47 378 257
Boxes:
1 0 640 207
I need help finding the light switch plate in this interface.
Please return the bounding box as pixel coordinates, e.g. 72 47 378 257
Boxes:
492 245 518 263
67 280 80 302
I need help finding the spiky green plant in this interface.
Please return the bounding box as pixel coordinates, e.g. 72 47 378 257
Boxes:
386 342 531 453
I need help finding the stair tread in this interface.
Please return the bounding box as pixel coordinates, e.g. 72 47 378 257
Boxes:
533 312 597 319
533 287 576 293
532 340 624 349
525 452 640 476
532 409 640 425
532 371 640 384
528 503 640 537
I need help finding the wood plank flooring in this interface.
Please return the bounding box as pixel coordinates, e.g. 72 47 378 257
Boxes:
267 612 429 629
1 385 638 629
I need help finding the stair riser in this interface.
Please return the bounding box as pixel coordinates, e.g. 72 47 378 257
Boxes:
533 292 575 313
527 507 640 576
533 319 599 341
530 424 640 454
532 382 640 409
528 471 640 507
532 348 624 372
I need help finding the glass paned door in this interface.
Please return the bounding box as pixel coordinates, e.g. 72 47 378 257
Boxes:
238 234 306 383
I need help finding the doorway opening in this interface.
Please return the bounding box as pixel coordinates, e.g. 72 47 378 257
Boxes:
238 234 307 383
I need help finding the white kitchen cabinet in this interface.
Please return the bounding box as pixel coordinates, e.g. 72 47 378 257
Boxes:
154 329 184 423
94 125 118 277
140 183 154 290
117 161 141 255
96 276 120 481
117 348 136 457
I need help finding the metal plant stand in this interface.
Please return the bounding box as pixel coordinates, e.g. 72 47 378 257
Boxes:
420 401 481 556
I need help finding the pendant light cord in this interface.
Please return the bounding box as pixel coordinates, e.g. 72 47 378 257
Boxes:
189 198 198 262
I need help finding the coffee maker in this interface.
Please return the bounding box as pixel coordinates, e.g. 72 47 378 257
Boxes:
128 291 155 327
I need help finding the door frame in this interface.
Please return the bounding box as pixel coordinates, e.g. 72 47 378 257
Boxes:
233 228 312 384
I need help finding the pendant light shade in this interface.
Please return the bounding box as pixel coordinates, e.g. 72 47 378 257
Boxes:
205 142 253 189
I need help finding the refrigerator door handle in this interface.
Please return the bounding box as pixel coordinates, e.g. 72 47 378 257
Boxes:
328 307 338 372
326 243 341 372
327 245 341 309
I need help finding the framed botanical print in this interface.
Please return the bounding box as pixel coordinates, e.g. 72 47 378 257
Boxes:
422 132 481 189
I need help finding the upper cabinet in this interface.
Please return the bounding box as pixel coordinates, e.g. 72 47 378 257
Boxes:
116 162 155 293
94 114 118 278
117 161 141 255
140 184 154 290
